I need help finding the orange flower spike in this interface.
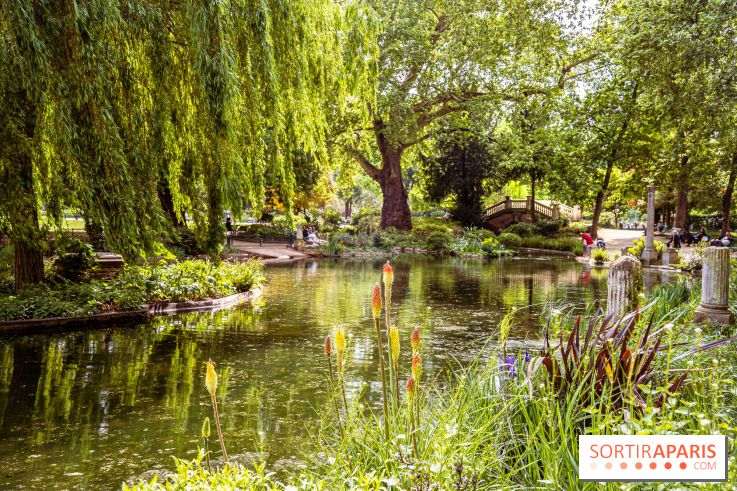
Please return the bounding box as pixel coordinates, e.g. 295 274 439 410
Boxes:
371 283 383 319
406 377 416 401
383 262 394 288
324 335 331 356
411 328 420 354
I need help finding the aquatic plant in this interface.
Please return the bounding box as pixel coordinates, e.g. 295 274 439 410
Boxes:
205 360 228 462
201 417 211 471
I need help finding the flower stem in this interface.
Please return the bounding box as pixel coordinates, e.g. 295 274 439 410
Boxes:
374 317 390 440
326 355 344 437
210 392 228 463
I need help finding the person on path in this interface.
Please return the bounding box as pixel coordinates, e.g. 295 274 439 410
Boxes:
225 216 233 248
580 232 594 256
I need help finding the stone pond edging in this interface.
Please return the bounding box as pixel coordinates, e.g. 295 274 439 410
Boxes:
0 289 262 335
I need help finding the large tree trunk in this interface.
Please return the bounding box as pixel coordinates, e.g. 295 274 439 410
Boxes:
3 86 44 289
158 177 184 227
378 146 412 230
674 155 690 229
13 155 44 290
721 153 737 236
529 175 537 222
590 160 614 239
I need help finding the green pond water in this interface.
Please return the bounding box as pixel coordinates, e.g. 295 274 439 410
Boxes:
0 256 672 489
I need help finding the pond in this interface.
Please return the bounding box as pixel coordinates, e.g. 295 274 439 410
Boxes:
0 256 623 489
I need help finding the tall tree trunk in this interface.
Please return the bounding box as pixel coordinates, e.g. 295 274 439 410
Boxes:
721 153 737 236
590 160 614 239
674 155 690 229
344 198 352 219
3 87 44 289
378 146 412 230
158 177 183 227
529 174 537 222
13 154 44 289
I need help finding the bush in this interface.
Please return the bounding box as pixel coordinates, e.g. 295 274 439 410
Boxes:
321 209 343 226
0 259 264 321
564 221 589 234
0 246 14 293
536 218 566 236
412 220 453 238
355 215 381 235
504 222 539 237
426 231 452 252
497 232 522 249
449 227 494 255
592 248 610 263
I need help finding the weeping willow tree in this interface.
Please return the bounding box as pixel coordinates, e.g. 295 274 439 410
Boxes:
0 0 366 288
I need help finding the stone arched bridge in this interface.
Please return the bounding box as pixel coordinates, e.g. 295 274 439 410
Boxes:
483 196 581 230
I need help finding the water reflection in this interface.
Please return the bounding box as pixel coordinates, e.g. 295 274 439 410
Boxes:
0 256 606 489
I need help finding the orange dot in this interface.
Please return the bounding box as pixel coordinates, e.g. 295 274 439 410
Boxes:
620 462 627 469
665 462 672 470
650 462 657 469
635 462 643 469
590 463 597 469
680 462 687 470
605 462 613 469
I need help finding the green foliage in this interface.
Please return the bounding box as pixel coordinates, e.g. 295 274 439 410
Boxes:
504 222 539 237
535 219 566 236
235 224 292 241
517 236 584 255
628 237 666 259
422 132 503 226
497 232 522 249
448 227 494 255
0 247 14 293
411 218 454 238
592 248 610 263
564 221 589 234
0 260 263 321
320 209 342 226
425 231 452 253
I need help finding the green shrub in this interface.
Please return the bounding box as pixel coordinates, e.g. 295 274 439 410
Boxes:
412 219 453 237
517 235 583 255
536 218 566 236
321 209 343 226
449 227 494 255
592 248 610 263
426 231 452 252
355 214 381 235
564 221 589 234
504 222 539 237
497 232 522 248
0 259 264 321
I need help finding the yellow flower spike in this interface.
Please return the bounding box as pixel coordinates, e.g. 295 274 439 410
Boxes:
335 328 346 373
205 359 218 396
383 262 394 288
324 335 331 356
389 325 400 363
371 283 383 319
411 328 420 354
412 353 422 383
201 417 211 439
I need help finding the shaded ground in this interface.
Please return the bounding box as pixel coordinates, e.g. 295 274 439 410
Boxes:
232 240 307 260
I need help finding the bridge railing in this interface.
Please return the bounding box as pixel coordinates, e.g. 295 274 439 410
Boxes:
484 197 580 221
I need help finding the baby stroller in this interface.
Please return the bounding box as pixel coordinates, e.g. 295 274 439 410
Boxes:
595 238 606 249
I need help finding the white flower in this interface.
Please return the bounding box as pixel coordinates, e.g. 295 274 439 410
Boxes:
694 327 702 335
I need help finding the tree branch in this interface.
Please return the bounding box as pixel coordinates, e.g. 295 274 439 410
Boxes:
347 148 381 182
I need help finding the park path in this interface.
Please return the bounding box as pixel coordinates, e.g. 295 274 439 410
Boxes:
597 227 697 252
232 240 307 261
